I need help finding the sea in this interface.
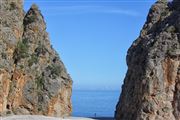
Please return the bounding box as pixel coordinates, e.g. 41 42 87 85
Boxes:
72 90 120 117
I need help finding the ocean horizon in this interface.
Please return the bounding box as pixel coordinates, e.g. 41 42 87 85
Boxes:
72 90 120 117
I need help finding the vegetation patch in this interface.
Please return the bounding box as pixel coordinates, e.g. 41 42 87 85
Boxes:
0 64 4 69
19 65 24 69
24 15 37 25
10 2 16 10
13 40 29 63
47 65 62 78
35 44 47 56
1 53 7 59
35 75 44 90
35 75 45 112
28 54 38 66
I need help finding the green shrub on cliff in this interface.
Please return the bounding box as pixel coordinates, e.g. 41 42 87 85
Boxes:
28 54 38 66
13 40 29 63
35 75 44 90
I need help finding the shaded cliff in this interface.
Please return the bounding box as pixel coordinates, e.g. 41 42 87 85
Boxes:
0 0 72 117
115 0 180 120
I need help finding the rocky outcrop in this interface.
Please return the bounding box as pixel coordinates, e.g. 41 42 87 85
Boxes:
115 0 180 120
0 0 72 117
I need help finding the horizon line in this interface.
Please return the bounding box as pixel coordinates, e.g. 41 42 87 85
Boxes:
25 1 157 3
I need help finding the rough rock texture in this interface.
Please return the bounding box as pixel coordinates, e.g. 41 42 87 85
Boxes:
115 0 180 120
0 0 72 117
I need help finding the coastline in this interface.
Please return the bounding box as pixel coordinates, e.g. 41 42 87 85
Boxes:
92 117 115 120
1 115 114 120
1 115 95 120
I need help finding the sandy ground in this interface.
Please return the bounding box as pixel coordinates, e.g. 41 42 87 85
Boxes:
0 115 96 120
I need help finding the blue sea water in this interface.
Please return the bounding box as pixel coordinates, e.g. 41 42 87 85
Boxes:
72 90 120 117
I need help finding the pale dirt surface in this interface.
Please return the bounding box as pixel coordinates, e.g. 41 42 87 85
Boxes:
0 115 96 120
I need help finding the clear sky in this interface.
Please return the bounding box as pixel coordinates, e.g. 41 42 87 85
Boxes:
24 0 156 91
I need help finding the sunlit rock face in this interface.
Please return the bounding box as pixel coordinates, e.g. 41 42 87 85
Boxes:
115 0 180 120
0 0 72 117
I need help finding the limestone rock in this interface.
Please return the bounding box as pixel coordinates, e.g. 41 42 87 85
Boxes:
115 0 180 120
0 0 72 117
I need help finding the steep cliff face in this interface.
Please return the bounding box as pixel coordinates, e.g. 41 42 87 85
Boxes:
0 0 72 117
115 0 180 120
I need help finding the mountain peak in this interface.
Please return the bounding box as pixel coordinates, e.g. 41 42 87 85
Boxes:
24 4 45 27
30 4 39 11
0 1 72 117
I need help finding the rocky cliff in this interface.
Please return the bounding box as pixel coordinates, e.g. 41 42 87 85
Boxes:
0 0 72 117
115 0 180 120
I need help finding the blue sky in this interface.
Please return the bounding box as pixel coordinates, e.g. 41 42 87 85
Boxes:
24 0 156 91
